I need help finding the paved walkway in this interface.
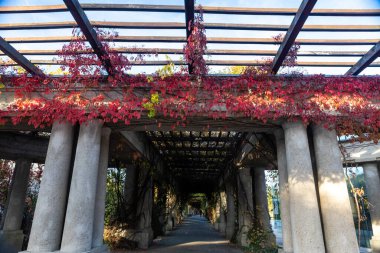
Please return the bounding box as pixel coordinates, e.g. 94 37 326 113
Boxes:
117 215 243 253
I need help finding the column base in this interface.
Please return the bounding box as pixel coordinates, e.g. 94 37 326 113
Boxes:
225 224 235 240
219 222 226 235
0 230 24 252
371 237 380 253
124 228 153 250
236 228 249 247
20 244 109 253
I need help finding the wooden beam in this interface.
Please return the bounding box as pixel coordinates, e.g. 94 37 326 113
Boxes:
184 0 195 74
0 48 371 57
1 4 380 16
271 0 317 74
2 21 379 32
0 36 43 76
0 132 49 163
63 0 113 75
345 41 380 75
4 35 378 46
4 59 380 67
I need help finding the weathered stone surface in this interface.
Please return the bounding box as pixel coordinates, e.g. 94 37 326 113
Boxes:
27 121 74 252
313 125 359 253
283 121 325 253
274 129 293 253
0 230 24 252
61 120 103 252
253 167 276 246
135 165 154 249
236 167 254 247
2 159 31 231
225 177 236 241
92 128 112 249
363 162 380 253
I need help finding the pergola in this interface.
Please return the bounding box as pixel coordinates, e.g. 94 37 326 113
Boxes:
1 1 380 253
0 0 379 189
0 0 379 76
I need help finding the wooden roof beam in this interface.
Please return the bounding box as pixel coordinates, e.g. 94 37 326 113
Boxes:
184 0 195 74
0 36 44 76
63 0 113 75
271 0 318 74
345 41 380 75
2 4 380 16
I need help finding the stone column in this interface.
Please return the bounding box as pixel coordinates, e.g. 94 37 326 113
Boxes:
0 159 31 251
363 162 380 253
124 165 137 222
253 167 276 246
237 167 254 247
92 128 111 250
27 121 74 252
225 178 236 240
313 125 359 253
218 191 227 235
274 129 293 253
60 120 103 253
135 166 154 249
283 121 325 253
214 197 221 230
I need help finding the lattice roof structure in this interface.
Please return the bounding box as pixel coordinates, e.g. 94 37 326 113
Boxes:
0 0 379 76
0 0 379 189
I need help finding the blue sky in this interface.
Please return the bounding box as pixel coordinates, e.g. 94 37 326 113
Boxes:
0 0 379 75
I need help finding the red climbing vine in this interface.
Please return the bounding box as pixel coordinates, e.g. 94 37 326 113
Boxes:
0 7 379 141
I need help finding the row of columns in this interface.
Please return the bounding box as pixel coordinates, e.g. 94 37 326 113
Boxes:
215 121 380 253
276 122 359 253
25 120 111 253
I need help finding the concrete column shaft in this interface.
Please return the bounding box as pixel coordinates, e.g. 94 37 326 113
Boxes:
124 165 137 221
237 167 254 247
363 162 380 252
313 125 359 253
92 128 111 248
2 159 31 231
225 179 236 240
274 129 293 253
61 120 103 253
27 121 74 252
253 168 272 231
283 121 325 253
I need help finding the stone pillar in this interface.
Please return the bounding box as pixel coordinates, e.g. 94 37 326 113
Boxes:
237 167 254 247
363 162 380 253
225 178 236 240
214 197 221 230
283 121 325 253
218 191 227 235
135 166 154 249
27 121 74 252
274 129 293 253
92 128 111 250
0 159 31 251
124 165 137 222
313 125 359 253
60 120 103 253
253 167 276 246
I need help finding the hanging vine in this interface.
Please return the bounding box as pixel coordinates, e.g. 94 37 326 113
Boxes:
0 7 379 142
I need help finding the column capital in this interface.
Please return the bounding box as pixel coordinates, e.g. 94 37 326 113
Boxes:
282 120 308 131
273 128 284 140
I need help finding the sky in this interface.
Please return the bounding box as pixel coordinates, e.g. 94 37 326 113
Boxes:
0 0 379 75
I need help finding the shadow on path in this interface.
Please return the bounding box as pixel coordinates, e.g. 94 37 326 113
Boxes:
115 215 243 253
